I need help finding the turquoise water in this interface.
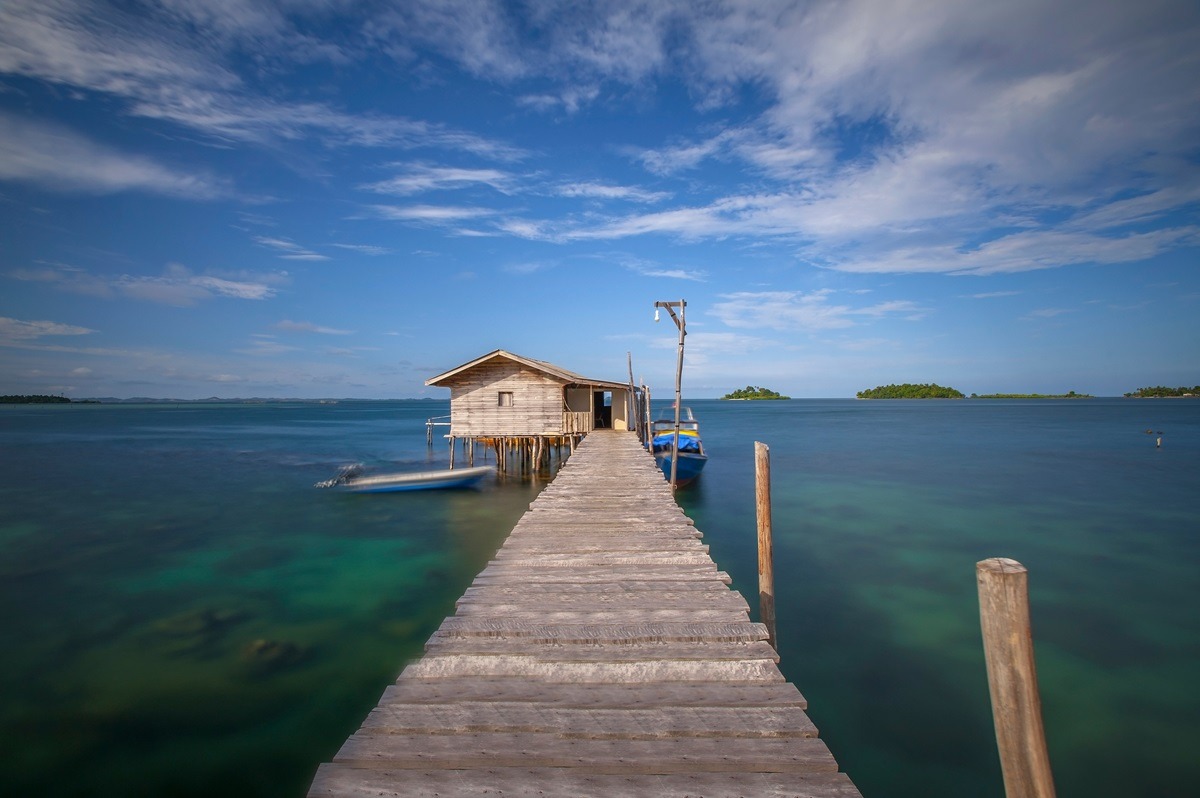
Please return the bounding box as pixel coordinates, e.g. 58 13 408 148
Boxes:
1 398 1196 797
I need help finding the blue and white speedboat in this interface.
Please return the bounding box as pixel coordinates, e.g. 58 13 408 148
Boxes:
649 407 708 486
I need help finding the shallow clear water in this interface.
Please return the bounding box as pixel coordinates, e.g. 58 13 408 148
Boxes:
676 398 1199 798
1 398 1196 797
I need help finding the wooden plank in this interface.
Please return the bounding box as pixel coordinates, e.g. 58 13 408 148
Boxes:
457 581 741 598
358 704 818 738
474 564 730 580
450 608 753 624
332 733 841 773
422 639 780 662
379 680 809 708
310 766 862 798
497 539 709 553
398 656 786 682
432 619 770 643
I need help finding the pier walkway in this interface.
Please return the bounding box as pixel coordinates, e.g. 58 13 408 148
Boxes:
308 429 863 797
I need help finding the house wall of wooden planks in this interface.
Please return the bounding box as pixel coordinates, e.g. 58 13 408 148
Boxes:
425 350 638 474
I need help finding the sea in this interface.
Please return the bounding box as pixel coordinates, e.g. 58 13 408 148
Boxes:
1 398 1196 797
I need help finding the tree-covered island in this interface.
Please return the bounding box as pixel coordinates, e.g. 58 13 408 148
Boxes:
720 385 791 400
1125 385 1199 398
969 391 1092 399
0 394 74 404
856 383 965 399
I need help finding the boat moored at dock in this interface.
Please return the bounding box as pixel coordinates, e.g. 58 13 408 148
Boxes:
649 406 708 486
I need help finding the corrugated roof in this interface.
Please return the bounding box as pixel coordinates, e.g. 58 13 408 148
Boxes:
425 350 627 390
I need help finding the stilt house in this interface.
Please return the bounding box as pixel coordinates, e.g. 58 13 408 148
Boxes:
425 350 635 470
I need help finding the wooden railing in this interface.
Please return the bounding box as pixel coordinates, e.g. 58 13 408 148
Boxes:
562 411 593 434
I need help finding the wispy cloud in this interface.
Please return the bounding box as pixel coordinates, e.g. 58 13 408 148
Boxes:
236 335 299 356
0 113 225 197
330 244 392 256
254 236 328 261
1022 307 1074 320
363 164 515 195
373 204 498 223
556 182 671 203
712 290 925 332
8 263 282 305
0 1 525 158
0 316 95 343
275 320 353 335
616 255 707 281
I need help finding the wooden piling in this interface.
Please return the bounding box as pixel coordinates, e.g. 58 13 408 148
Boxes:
977 557 1056 798
755 441 777 650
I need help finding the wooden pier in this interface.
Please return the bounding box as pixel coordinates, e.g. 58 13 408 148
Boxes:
308 429 863 797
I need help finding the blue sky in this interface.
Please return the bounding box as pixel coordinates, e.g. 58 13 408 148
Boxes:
2 0 1197 399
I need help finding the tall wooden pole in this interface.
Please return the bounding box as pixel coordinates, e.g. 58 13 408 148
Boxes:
977 557 1057 798
654 300 687 490
755 441 777 649
670 300 685 489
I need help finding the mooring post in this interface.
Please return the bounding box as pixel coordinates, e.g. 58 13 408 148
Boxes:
755 441 777 650
977 557 1057 798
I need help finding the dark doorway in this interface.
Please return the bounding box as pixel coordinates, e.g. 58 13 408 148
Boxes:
593 391 613 429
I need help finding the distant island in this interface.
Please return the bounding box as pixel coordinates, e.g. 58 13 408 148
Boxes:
1 394 75 404
1125 386 1199 398
857 383 964 399
721 385 791 400
969 391 1092 399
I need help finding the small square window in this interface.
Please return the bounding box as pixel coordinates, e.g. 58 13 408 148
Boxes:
498 391 513 407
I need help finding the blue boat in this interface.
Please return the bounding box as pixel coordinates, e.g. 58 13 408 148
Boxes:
316 464 494 493
649 407 708 486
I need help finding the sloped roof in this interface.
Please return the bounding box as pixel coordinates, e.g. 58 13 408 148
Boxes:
425 350 627 390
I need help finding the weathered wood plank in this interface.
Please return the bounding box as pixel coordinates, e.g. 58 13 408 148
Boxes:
485 553 718 567
454 591 750 612
398 656 787 682
332 733 841 773
432 619 770 643
450 608 753 624
422 639 780 663
379 680 809 708
310 766 862 798
473 564 730 581
358 704 818 738
457 581 741 598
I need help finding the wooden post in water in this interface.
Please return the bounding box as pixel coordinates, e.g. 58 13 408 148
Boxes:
755 441 777 650
977 557 1056 798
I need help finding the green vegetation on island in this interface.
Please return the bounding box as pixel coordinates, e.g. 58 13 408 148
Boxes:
0 394 74 404
721 385 791 400
1124 386 1199 398
857 383 964 399
970 391 1092 399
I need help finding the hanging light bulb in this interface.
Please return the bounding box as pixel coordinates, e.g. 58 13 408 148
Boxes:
654 308 661 322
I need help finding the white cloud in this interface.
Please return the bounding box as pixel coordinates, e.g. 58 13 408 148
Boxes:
253 236 328 261
0 113 224 197
8 263 281 306
364 164 515 195
712 290 924 332
0 1 525 158
0 316 95 342
1023 307 1073 320
237 335 300 356
556 181 671 203
275 320 354 335
373 204 497 223
330 244 392 256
